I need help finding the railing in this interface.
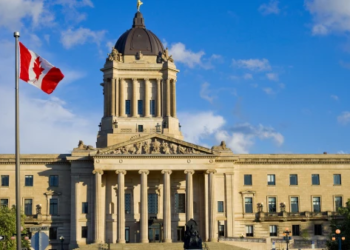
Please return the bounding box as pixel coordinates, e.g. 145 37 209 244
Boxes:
257 211 342 221
289 239 327 249
220 237 266 243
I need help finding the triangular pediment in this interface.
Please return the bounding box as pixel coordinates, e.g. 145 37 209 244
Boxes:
97 134 213 155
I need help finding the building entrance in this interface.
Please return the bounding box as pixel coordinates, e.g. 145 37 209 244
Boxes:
148 219 163 243
177 226 185 242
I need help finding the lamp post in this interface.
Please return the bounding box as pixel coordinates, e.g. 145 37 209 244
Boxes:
332 229 345 250
283 227 291 250
59 236 64 250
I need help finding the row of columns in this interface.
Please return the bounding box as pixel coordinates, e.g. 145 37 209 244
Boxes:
92 169 217 243
104 78 177 118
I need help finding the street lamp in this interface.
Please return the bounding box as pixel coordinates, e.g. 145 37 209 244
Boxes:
60 236 64 250
283 227 292 250
332 229 345 250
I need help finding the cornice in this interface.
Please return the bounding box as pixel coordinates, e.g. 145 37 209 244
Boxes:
236 158 350 165
0 159 70 165
94 155 216 159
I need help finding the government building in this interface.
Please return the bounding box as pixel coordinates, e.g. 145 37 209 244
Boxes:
0 8 349 250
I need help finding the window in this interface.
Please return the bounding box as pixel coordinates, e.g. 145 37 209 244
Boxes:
82 202 88 214
245 197 253 213
1 175 9 187
148 193 158 214
268 197 277 213
246 225 253 237
269 225 278 236
290 174 298 185
291 197 299 213
82 226 88 238
50 198 58 215
218 225 225 237
335 196 343 211
125 100 131 115
138 100 143 115
49 227 57 240
218 201 224 212
334 174 341 185
311 174 320 185
125 193 131 214
25 175 33 186
138 125 144 132
0 199 8 207
292 225 300 236
267 174 275 185
49 175 59 187
313 197 321 212
244 175 252 185
314 224 322 235
25 199 32 216
150 100 156 116
175 193 185 213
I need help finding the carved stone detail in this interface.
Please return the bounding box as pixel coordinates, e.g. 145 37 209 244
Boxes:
158 48 174 63
206 169 217 174
115 170 127 175
138 170 150 175
161 170 172 175
44 191 62 196
77 140 94 150
184 170 195 175
107 47 122 62
92 169 104 175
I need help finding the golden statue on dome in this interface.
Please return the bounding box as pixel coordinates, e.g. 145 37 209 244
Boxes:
137 0 143 12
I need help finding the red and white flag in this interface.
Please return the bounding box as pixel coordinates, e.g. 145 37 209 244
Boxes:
19 42 64 94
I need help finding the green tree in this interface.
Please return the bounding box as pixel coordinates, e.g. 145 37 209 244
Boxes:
326 199 350 250
0 205 31 250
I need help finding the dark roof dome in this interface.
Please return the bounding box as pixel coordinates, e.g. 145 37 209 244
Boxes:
115 12 164 56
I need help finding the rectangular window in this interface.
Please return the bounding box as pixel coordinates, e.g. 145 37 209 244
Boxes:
334 174 341 185
291 197 299 213
82 202 88 214
138 125 144 132
175 193 185 213
125 100 131 115
267 174 275 185
25 199 32 216
125 193 131 214
244 175 252 185
292 225 300 236
246 225 253 237
269 225 278 236
148 193 158 214
218 201 224 212
311 174 320 185
245 197 253 213
335 196 343 211
49 175 59 187
1 175 9 187
218 225 225 237
25 175 33 186
290 174 298 185
313 197 321 212
138 100 143 115
50 198 58 215
150 100 156 116
268 197 277 213
314 224 322 235
82 226 88 238
0 199 8 207
49 227 57 240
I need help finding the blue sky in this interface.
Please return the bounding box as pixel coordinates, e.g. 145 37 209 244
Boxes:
0 0 349 154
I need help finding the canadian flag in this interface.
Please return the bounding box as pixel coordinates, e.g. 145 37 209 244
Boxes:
19 42 64 94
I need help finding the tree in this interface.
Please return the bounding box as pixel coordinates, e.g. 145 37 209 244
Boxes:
326 199 350 250
0 205 31 250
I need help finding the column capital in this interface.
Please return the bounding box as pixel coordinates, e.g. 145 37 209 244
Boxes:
139 170 150 175
132 78 137 82
206 169 217 174
157 78 162 82
144 78 149 81
92 169 104 175
116 170 127 175
161 170 172 175
184 170 195 175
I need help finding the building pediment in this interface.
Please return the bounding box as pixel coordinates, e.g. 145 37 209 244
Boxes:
97 134 213 155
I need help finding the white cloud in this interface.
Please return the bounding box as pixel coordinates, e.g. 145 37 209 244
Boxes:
305 0 350 35
55 0 94 8
259 0 280 15
60 27 106 49
331 95 339 101
232 58 271 71
337 150 348 154
337 111 350 125
60 69 86 85
168 42 205 68
243 73 253 80
200 82 214 104
263 87 274 95
266 73 279 81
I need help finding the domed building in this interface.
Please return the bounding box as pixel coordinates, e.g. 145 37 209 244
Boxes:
0 7 349 250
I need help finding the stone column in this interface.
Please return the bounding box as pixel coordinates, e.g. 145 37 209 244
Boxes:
93 169 104 243
115 78 119 117
119 78 125 117
157 79 161 117
132 78 138 117
144 79 150 117
207 169 217 242
103 81 107 117
106 79 111 116
161 170 172 242
204 173 209 242
166 79 171 117
116 170 127 243
69 175 79 248
184 170 194 222
171 80 177 118
139 170 149 243
111 78 116 116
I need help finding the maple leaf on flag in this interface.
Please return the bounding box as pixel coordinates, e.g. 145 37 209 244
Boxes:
33 57 45 81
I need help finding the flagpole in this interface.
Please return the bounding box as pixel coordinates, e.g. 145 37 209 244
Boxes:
14 31 21 250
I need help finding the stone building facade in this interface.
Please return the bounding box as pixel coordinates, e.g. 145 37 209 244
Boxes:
0 11 349 250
